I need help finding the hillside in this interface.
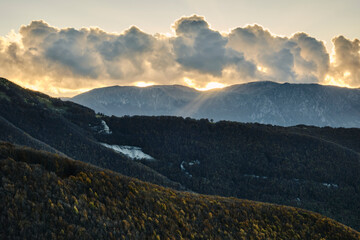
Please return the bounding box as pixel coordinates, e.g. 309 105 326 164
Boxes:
1 142 359 240
71 85 198 117
96 115 360 230
0 77 183 190
1 77 360 230
71 81 360 128
0 115 63 155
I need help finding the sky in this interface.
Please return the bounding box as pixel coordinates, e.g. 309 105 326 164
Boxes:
0 0 359 97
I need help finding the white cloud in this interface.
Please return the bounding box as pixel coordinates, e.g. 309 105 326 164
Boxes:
330 36 360 86
228 25 330 83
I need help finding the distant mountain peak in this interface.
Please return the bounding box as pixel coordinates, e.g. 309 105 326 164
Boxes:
71 81 360 128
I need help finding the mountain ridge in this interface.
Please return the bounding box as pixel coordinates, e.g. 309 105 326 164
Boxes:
71 81 360 128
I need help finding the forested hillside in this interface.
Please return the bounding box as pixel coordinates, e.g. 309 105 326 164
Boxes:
1 142 359 240
0 77 183 190
1 77 360 231
97 115 360 230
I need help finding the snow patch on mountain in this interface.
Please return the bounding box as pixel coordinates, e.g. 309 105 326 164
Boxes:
99 120 112 134
244 174 268 179
180 160 201 177
322 183 338 188
242 175 339 189
180 161 192 177
100 143 154 160
189 160 200 166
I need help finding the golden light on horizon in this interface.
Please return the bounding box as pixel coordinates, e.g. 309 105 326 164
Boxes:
183 77 227 91
134 81 155 87
10 78 97 97
11 79 41 92
198 82 227 91
184 77 196 88
51 87 95 95
322 75 355 89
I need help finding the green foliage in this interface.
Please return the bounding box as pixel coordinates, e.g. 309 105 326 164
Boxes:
0 143 359 239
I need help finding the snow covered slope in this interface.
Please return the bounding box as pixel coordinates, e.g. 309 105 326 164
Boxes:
101 143 154 160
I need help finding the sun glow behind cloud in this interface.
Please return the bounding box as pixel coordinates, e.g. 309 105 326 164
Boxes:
323 74 355 89
183 77 226 91
199 82 227 91
257 66 268 73
134 81 155 87
11 79 41 92
10 78 99 96
4 30 23 47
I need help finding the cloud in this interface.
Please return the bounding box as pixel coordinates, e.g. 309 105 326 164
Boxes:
172 15 257 77
0 16 359 97
291 33 330 82
330 36 360 86
0 20 179 93
228 25 330 83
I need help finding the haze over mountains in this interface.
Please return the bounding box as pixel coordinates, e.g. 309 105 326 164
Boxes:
71 81 360 128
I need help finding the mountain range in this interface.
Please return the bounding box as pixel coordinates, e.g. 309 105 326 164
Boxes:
71 81 360 128
0 77 360 237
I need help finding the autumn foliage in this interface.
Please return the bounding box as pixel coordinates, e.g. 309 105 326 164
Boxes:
1 142 359 239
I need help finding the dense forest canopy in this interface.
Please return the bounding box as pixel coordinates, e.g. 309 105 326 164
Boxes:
1 142 359 239
97 115 360 230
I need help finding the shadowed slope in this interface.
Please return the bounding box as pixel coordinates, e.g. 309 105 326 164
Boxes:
0 77 183 190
